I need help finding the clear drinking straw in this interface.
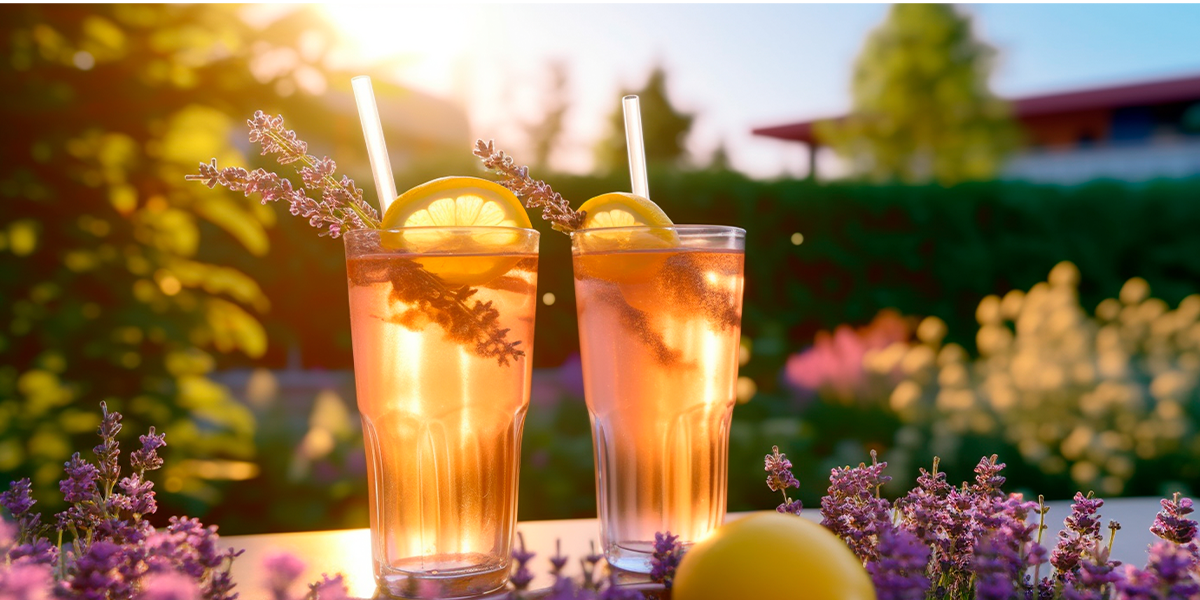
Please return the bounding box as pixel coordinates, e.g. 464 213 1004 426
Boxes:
351 76 398 214
622 95 650 199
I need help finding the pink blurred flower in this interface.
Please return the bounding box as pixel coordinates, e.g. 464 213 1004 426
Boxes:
263 551 307 598
785 309 911 401
138 571 200 600
0 563 52 600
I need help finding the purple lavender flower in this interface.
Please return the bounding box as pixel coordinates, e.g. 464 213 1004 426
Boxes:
510 532 536 591
549 539 569 575
1 478 37 518
1051 492 1106 583
971 455 1007 499
4 403 351 600
2 479 53 567
596 573 642 600
1145 540 1200 598
0 563 52 600
1114 564 1158 599
894 459 953 579
130 427 167 474
1036 577 1056 600
115 472 157 517
1150 493 1197 545
820 450 893 563
581 541 603 591
67 540 130 600
7 538 56 567
1064 535 1121 600
93 402 124 488
973 530 1023 600
188 111 380 238
138 571 200 600
1061 581 1105 600
60 453 100 504
142 516 240 600
777 499 804 516
649 531 683 590
765 446 803 515
307 573 350 600
263 551 307 599
765 446 800 493
543 574 584 600
867 527 930 600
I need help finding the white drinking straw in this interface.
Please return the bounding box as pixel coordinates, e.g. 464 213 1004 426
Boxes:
622 95 650 199
351 76 398 215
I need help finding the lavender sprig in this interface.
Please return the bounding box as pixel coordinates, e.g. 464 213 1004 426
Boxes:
649 530 684 590
765 446 803 516
131 427 167 475
510 537 639 600
191 113 525 365
473 140 585 233
760 447 1200 600
510 532 536 593
1150 493 1197 545
820 450 893 564
1052 492 1106 584
186 111 380 238
895 458 953 580
549 539 568 576
580 541 603 591
868 527 930 600
0 403 349 600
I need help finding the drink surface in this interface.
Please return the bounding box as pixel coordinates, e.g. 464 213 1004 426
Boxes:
346 252 537 598
573 246 744 571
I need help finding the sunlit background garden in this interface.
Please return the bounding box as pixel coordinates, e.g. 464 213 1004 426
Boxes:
3 4 1200 536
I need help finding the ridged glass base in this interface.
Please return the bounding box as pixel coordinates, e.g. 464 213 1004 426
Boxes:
375 556 508 599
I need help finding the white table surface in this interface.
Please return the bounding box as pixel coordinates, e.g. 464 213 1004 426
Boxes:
224 498 1168 599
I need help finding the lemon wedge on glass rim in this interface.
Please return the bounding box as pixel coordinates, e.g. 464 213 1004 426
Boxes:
574 192 679 282
578 192 673 232
380 176 532 286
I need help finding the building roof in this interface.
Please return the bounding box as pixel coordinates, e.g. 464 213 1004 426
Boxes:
753 72 1200 145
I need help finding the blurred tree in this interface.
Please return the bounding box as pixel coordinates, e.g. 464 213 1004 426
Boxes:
708 141 733 171
524 60 571 169
0 4 393 514
816 4 1019 185
595 66 695 173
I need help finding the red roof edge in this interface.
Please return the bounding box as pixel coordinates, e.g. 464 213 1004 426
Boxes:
754 72 1200 143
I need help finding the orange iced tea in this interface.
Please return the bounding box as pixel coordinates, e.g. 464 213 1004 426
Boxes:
571 226 745 572
344 228 539 598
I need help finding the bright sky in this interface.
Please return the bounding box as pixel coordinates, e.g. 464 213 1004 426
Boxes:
321 3 1200 180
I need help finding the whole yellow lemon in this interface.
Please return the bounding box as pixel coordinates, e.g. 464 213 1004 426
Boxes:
673 512 875 600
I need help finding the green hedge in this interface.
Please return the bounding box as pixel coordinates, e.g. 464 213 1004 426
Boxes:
514 172 1200 386
242 171 1200 383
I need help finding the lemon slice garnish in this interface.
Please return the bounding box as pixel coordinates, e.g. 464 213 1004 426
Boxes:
578 192 673 230
381 176 532 286
573 192 678 282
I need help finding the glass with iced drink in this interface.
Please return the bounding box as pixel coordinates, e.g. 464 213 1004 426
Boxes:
345 176 541 598
571 222 745 572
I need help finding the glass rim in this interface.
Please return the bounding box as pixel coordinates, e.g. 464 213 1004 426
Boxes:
569 224 745 237
344 225 541 236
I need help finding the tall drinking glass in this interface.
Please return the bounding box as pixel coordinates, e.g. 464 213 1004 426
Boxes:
571 225 745 573
344 227 540 598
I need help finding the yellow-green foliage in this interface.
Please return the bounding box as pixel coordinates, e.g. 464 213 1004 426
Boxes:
880 263 1199 495
0 5 367 507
